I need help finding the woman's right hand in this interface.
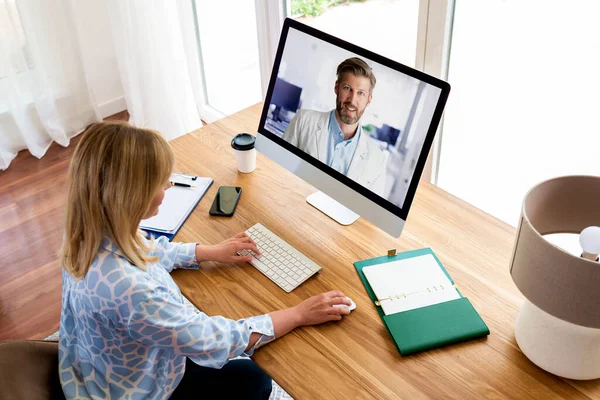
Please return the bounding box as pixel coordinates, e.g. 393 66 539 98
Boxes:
262 290 353 348
293 290 352 326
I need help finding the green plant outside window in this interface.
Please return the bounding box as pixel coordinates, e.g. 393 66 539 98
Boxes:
291 0 367 18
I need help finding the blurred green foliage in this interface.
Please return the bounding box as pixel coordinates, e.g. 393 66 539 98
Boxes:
362 124 377 138
291 0 367 17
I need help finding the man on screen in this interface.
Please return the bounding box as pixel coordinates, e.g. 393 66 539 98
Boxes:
282 57 387 196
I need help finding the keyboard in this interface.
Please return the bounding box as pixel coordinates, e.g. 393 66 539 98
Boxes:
238 223 322 292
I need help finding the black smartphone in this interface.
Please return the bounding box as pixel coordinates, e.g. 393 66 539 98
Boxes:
209 186 242 216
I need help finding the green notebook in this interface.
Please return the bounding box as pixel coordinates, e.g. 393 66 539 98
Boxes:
354 248 489 356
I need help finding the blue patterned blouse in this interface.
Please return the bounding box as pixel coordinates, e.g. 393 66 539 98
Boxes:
59 236 275 399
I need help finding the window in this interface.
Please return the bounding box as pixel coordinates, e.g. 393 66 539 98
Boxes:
436 1 600 226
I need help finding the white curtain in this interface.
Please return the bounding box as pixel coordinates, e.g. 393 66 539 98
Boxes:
0 0 100 170
107 0 204 141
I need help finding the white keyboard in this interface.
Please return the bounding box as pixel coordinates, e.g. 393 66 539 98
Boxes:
238 223 322 292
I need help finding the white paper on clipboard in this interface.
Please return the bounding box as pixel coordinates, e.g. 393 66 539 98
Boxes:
140 176 213 233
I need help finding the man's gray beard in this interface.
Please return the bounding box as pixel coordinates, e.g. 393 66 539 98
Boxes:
336 101 364 125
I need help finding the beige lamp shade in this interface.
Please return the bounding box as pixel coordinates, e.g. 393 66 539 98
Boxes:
509 175 600 328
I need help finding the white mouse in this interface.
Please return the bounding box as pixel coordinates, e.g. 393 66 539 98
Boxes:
332 297 356 312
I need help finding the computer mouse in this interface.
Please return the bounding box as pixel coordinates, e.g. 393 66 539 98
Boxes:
332 297 356 312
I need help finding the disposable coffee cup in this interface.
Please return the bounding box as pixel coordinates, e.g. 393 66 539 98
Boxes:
231 133 256 173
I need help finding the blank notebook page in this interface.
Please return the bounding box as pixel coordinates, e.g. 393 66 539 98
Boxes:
140 177 212 232
362 254 460 315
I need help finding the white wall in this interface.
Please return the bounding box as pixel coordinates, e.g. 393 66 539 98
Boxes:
71 0 125 118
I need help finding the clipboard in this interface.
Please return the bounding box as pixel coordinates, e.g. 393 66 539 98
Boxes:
140 175 213 241
354 248 490 356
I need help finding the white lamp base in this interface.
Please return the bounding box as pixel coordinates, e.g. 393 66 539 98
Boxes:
515 300 600 380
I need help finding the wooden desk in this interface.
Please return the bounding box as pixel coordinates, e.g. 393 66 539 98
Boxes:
170 104 599 399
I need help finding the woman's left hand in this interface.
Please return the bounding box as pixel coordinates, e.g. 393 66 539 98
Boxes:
195 232 261 263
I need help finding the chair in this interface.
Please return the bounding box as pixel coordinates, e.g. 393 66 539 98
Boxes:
0 340 64 400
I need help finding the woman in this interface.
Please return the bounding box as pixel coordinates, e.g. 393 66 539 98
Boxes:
59 122 351 399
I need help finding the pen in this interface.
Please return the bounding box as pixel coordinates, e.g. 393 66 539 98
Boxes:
170 181 196 188
173 172 197 181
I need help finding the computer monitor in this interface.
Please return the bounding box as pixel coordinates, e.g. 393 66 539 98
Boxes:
270 78 302 122
256 19 450 237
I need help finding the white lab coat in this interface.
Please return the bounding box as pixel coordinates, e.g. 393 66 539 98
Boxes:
282 109 387 196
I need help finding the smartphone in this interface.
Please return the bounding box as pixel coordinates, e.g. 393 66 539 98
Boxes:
209 186 242 216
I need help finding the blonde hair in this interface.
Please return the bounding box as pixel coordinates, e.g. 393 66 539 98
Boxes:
336 57 377 93
61 121 174 279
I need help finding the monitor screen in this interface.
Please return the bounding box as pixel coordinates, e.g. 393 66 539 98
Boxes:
257 19 450 236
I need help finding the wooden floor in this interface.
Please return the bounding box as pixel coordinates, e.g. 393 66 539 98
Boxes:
0 111 129 341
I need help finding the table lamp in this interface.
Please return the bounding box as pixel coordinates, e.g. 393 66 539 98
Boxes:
509 175 600 380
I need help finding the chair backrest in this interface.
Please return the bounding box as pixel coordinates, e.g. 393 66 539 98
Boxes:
0 340 64 400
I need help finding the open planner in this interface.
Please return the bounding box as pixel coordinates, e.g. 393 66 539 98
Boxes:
140 175 213 241
354 248 489 356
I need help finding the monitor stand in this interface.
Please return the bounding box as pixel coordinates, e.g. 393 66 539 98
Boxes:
306 191 359 225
